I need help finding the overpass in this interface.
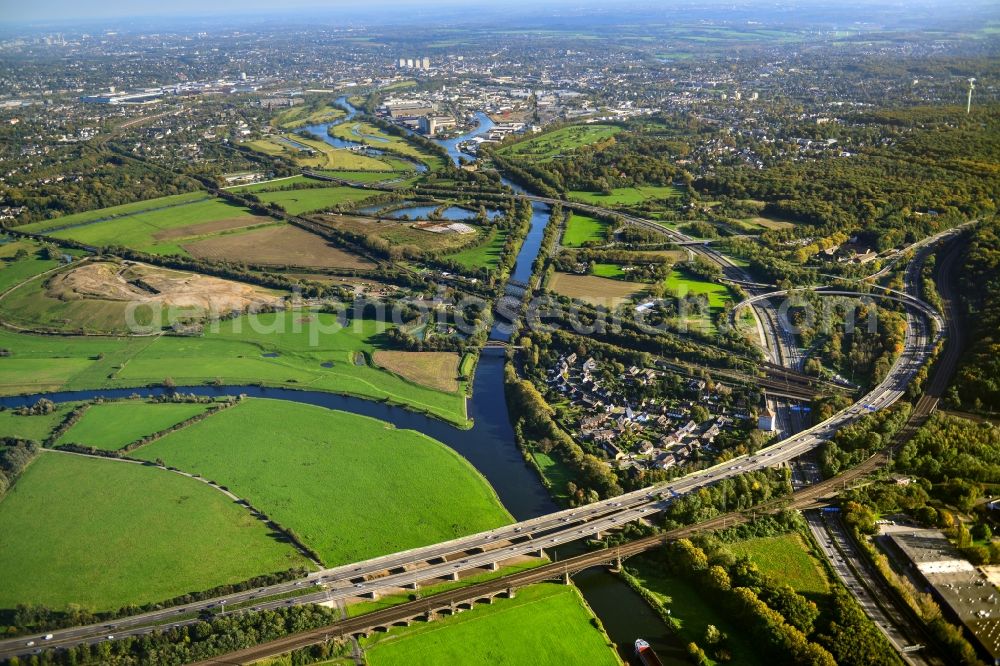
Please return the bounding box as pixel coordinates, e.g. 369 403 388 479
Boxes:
1 247 940 661
0 191 956 663
189 438 901 666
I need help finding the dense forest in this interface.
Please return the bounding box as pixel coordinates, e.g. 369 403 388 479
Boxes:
950 218 1000 412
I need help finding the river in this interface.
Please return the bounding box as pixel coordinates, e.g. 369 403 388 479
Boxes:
0 100 670 663
435 111 495 165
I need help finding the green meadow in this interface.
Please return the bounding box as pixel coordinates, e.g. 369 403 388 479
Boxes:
134 399 511 565
56 401 214 450
327 122 447 171
562 213 609 247
726 533 830 597
250 186 379 215
568 185 681 207
499 124 621 162
0 452 309 610
363 584 621 666
0 312 469 427
0 238 63 293
0 402 77 441
446 227 510 270
664 268 731 309
630 556 766 666
18 192 210 235
24 196 271 255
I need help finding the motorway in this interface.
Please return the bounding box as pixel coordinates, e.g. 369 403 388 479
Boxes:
0 248 940 660
806 511 943 666
0 197 953 662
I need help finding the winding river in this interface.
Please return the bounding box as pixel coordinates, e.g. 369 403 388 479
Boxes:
0 102 674 662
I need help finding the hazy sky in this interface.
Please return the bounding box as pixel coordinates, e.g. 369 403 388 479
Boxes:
0 0 978 26
5 0 517 23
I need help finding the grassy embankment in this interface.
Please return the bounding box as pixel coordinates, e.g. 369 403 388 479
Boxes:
55 401 214 450
0 451 310 610
361 583 622 666
0 312 470 427
133 399 511 565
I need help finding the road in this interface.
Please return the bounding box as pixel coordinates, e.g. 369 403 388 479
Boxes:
0 197 956 662
0 253 939 660
190 444 936 666
806 511 942 666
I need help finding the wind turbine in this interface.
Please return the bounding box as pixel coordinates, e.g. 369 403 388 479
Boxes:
967 78 976 114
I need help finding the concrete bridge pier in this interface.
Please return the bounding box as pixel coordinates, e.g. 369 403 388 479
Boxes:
447 571 460 581
531 548 545 558
561 571 571 585
505 587 516 599
486 561 499 571
404 581 419 590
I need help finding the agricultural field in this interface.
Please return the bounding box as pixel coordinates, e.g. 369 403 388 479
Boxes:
444 226 509 270
55 401 215 450
249 186 380 215
498 124 622 162
0 451 309 610
134 399 511 565
313 214 480 253
0 402 77 441
726 533 830 598
548 272 648 307
561 213 609 247
362 584 621 666
0 259 282 334
567 185 681 207
18 192 210 235
373 351 462 392
22 195 276 256
182 224 375 270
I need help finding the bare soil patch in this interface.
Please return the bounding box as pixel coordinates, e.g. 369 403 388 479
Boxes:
183 225 374 269
313 214 475 252
548 272 648 307
46 261 282 313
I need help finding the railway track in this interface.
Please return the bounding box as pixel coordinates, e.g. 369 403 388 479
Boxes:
194 232 971 666
191 438 913 666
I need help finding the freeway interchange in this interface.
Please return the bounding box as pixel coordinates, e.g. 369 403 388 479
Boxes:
0 200 951 662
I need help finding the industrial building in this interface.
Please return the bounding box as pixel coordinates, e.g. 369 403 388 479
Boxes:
884 528 999 664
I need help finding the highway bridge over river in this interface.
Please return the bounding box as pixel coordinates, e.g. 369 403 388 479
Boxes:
0 186 963 664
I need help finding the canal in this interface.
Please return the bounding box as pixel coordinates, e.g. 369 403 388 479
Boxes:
0 100 673 664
